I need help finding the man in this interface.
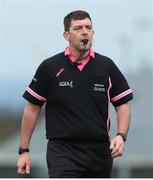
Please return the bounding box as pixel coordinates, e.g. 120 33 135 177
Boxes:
17 10 133 178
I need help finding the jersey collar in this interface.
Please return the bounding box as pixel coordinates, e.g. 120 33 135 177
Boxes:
64 47 95 63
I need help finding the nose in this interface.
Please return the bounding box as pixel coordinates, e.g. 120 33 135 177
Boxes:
82 27 88 35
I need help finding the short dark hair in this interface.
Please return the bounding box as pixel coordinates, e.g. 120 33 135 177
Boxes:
63 10 92 31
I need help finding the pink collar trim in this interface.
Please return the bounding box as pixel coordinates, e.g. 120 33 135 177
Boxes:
64 47 95 63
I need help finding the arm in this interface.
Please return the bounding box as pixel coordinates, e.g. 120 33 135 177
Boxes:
110 102 131 158
17 102 41 174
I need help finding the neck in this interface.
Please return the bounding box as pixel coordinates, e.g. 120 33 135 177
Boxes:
76 51 89 63
69 46 90 63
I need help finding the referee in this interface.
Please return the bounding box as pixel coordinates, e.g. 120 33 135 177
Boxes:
17 10 133 178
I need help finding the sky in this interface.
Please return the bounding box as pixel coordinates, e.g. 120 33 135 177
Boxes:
1 0 153 81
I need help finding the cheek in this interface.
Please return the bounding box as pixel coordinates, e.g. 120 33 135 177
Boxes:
90 33 94 39
69 35 79 44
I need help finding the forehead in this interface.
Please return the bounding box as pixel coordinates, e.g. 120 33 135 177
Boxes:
70 18 92 27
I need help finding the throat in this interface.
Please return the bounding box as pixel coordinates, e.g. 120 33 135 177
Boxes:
76 51 89 63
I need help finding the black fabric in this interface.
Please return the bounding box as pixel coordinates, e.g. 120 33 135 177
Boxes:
23 52 133 141
46 140 113 178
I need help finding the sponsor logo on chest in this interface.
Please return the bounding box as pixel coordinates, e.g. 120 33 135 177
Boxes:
94 83 105 92
59 80 73 88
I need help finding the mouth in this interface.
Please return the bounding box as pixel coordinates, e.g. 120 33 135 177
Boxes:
81 39 88 46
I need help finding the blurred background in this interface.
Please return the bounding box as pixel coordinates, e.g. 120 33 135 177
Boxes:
0 0 153 178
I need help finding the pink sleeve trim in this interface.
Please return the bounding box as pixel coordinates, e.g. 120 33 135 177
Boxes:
111 89 132 102
26 87 47 101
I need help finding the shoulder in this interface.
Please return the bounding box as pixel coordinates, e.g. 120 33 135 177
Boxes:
94 52 117 71
37 52 65 71
33 52 65 78
94 52 114 65
41 52 65 66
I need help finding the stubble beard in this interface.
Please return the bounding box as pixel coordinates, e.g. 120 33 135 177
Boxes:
77 41 92 53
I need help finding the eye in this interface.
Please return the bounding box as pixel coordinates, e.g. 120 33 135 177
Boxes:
74 26 82 30
86 25 92 30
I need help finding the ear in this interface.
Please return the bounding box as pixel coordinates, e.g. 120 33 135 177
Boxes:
63 31 69 41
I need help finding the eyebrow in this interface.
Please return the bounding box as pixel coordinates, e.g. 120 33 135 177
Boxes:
73 25 92 28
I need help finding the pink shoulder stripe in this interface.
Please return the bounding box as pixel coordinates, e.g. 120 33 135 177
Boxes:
26 87 47 101
111 89 132 102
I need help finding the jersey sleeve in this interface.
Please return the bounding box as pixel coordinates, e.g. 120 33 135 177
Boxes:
109 60 133 107
23 61 50 106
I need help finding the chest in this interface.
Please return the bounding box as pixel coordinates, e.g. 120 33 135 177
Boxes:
47 65 110 103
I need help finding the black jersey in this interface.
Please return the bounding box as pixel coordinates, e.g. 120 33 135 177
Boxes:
23 51 133 142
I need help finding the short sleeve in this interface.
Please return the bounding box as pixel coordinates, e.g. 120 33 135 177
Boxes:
109 60 133 107
23 61 50 106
